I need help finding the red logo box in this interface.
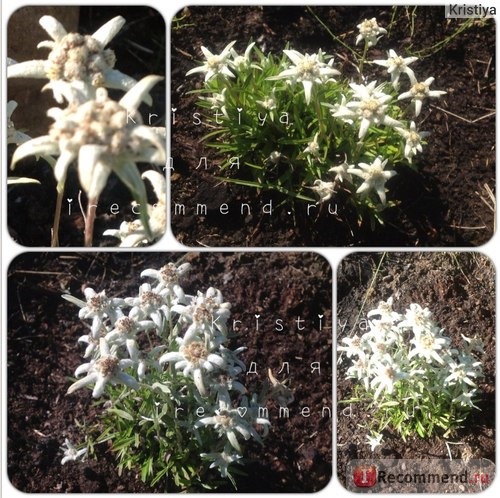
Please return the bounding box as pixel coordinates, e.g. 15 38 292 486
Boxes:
352 464 377 488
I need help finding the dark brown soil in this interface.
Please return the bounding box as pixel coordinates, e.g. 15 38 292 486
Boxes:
7 252 332 492
336 252 495 490
7 6 166 247
171 6 495 247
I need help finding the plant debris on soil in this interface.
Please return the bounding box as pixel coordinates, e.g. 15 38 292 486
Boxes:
7 252 332 492
171 5 495 247
7 5 166 247
336 252 495 491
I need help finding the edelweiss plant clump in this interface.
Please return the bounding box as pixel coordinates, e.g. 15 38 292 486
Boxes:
338 298 484 447
8 14 165 246
185 17 445 225
61 262 293 489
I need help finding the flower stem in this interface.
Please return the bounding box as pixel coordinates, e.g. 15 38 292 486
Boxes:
51 180 65 247
84 197 98 247
358 42 369 82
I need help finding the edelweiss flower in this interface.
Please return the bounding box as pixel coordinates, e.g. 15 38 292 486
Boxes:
367 297 403 323
194 398 270 453
366 433 383 452
125 283 169 330
348 156 396 204
200 448 242 478
408 327 450 365
444 359 481 388
328 159 353 184
333 81 401 139
356 18 387 47
230 42 256 70
159 336 226 396
310 179 336 203
62 287 124 337
61 438 87 464
337 334 367 359
67 338 138 398
373 49 418 88
186 41 236 81
370 358 406 399
8 16 137 103
141 261 191 294
172 288 231 344
11 76 165 238
303 133 321 157
103 170 167 247
395 121 430 163
398 303 434 332
105 313 155 361
398 76 446 117
268 49 339 104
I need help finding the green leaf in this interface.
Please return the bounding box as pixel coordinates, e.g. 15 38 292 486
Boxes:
108 408 134 421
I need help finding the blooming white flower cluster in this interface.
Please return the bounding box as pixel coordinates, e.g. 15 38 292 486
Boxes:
8 15 166 246
63 262 290 480
185 20 445 217
338 298 484 444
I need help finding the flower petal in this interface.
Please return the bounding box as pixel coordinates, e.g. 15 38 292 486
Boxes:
7 60 47 79
91 16 125 46
119 75 163 112
11 136 59 169
39 15 67 41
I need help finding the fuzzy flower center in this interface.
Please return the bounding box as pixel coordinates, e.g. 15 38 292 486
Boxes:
411 83 428 98
360 99 383 118
46 33 116 85
193 298 216 324
215 412 235 428
88 294 109 313
159 263 178 284
116 316 135 333
49 97 142 155
359 19 378 36
140 290 163 307
207 55 223 70
96 355 119 376
182 341 208 365
297 57 319 79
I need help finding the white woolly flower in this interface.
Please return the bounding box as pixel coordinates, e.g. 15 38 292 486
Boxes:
367 297 403 323
103 169 167 247
11 76 165 238
230 42 256 69
333 81 402 140
62 287 124 337
328 159 353 184
395 121 430 163
61 438 87 464
370 358 406 399
398 76 446 117
444 358 481 389
408 327 450 365
356 18 387 47
159 336 226 396
105 313 155 361
337 334 367 359
310 179 336 203
303 133 321 158
366 433 383 452
398 303 435 332
348 156 396 205
8 16 137 103
67 338 138 398
200 448 242 478
268 49 340 105
140 261 191 294
125 283 170 330
171 288 231 345
373 49 418 88
194 398 270 453
186 41 236 81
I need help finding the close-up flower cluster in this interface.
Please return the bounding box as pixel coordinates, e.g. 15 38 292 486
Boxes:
61 261 292 489
184 17 445 226
338 297 484 446
7 9 166 247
